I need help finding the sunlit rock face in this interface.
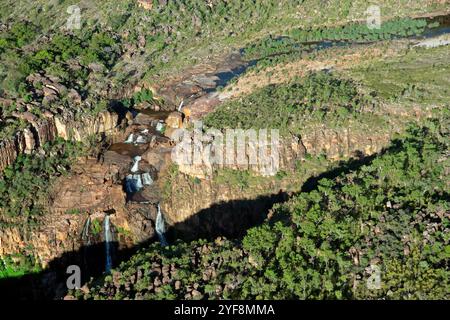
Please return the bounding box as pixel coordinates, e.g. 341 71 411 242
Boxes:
0 110 121 172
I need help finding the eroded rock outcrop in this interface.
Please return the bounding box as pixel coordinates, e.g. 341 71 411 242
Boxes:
0 110 121 172
160 113 414 239
0 155 157 267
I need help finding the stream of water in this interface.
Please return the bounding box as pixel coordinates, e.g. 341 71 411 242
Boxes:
81 216 91 245
104 215 113 273
156 204 168 246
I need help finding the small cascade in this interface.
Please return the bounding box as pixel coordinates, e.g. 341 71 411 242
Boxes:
156 121 165 133
104 215 113 273
81 216 91 245
135 135 147 144
133 174 143 190
131 155 142 173
124 133 147 144
142 172 154 186
156 204 168 246
124 133 134 144
125 174 144 193
177 100 184 112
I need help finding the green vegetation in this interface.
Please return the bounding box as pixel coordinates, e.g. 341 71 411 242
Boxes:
0 139 85 218
0 23 121 99
242 120 449 300
0 254 41 279
204 72 372 135
91 219 103 236
121 88 155 109
162 164 180 200
350 46 450 106
213 169 266 191
0 24 122 141
0 21 38 51
290 17 430 42
0 0 445 86
243 18 432 60
78 118 449 300
1 0 449 300
243 36 300 61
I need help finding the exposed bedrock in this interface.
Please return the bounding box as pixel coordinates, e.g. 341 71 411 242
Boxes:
0 110 122 172
161 117 409 240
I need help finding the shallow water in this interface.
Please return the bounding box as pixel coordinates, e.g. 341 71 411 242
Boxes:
108 143 147 158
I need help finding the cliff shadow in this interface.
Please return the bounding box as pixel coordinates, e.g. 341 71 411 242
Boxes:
166 191 289 242
0 143 394 300
0 239 155 300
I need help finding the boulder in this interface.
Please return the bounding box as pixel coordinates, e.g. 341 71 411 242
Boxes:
165 111 183 129
51 158 126 214
141 146 172 172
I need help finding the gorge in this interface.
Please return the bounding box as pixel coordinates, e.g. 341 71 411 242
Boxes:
0 1 449 301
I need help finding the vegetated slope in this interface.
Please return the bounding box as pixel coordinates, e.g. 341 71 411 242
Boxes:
349 45 450 106
0 0 447 94
0 138 85 218
204 71 372 135
243 17 432 60
76 116 449 300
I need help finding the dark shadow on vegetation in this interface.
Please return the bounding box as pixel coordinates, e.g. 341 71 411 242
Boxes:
301 138 416 193
166 191 289 242
301 150 377 193
0 141 407 300
0 240 155 300
205 60 257 93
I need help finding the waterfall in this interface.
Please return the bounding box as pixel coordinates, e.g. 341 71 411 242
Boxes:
125 174 134 193
125 174 144 193
104 215 113 273
135 135 147 144
124 133 134 144
142 172 153 186
156 121 165 132
133 174 143 190
156 204 168 246
131 155 142 173
81 216 91 245
177 100 184 112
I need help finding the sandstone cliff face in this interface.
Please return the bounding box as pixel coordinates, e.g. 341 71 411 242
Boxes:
172 120 392 179
0 157 154 267
0 110 121 172
160 116 406 240
0 211 86 268
161 174 290 240
299 122 392 161
0 116 56 170
49 157 156 250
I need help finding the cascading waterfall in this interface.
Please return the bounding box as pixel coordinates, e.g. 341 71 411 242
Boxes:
177 100 184 112
156 121 165 133
131 155 142 173
125 174 144 193
104 215 113 273
81 216 91 245
124 133 134 144
142 172 153 186
135 135 146 144
156 204 168 246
